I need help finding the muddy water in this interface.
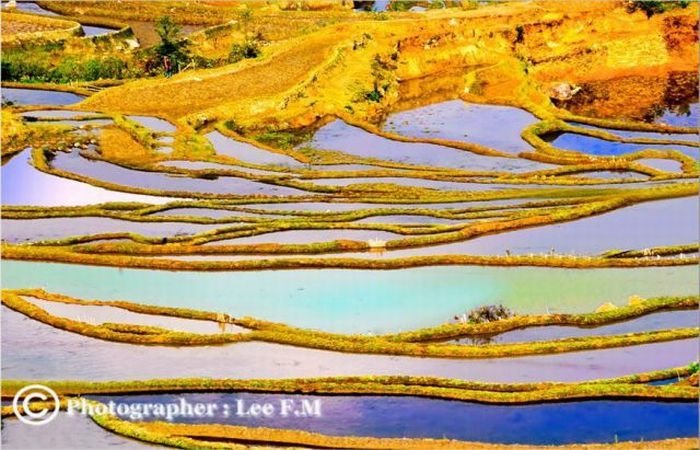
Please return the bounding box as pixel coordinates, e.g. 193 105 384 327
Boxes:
311 176 646 189
2 307 697 382
7 1 59 15
572 170 647 180
310 177 572 190
81 24 119 37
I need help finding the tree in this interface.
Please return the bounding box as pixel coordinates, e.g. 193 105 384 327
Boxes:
626 0 689 18
153 16 190 69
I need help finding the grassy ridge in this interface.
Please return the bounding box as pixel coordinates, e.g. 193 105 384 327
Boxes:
3 290 698 358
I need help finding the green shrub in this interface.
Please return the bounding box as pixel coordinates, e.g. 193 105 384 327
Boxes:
364 88 383 102
1 47 132 82
387 1 417 11
224 120 244 134
626 0 689 18
689 361 700 374
1 51 52 81
254 129 310 149
228 39 261 63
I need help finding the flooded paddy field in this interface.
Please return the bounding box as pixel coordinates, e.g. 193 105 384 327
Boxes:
302 120 550 172
2 261 696 334
208 131 304 168
2 149 170 206
2 87 84 106
356 195 699 258
1 414 153 450
3 306 697 382
1 217 217 243
90 393 698 445
1 2 698 448
556 71 699 126
382 100 539 154
6 0 121 36
547 132 699 158
454 310 698 344
572 122 699 143
21 296 248 334
50 149 305 196
207 229 401 245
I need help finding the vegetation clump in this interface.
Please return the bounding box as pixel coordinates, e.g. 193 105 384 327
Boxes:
625 0 690 18
456 304 514 324
1 50 133 82
228 38 262 63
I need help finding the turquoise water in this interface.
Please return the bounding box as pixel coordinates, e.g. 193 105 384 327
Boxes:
2 261 696 333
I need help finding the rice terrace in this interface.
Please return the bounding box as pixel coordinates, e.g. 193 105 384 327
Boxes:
0 0 698 449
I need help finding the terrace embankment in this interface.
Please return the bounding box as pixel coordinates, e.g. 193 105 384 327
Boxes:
0 12 81 46
1 395 698 449
79 0 698 132
2 289 697 359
